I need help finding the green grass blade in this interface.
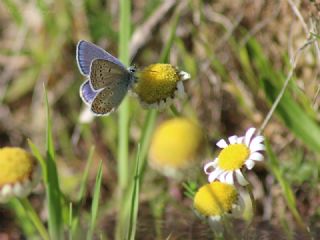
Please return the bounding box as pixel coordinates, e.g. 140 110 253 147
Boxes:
119 0 131 66
28 139 47 182
115 0 131 238
19 198 50 240
2 0 23 25
242 39 320 153
86 160 103 240
77 146 95 202
44 86 63 240
265 141 306 229
71 146 95 238
8 199 36 238
138 110 157 168
69 202 73 240
182 181 197 199
117 0 131 191
127 145 141 240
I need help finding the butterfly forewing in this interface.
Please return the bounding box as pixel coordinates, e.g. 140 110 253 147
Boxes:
89 59 129 90
90 79 130 115
76 40 126 76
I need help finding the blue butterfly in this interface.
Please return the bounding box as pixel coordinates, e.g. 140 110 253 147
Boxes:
76 40 136 116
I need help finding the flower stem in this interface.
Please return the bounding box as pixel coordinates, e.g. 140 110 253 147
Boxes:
246 183 256 215
170 105 180 117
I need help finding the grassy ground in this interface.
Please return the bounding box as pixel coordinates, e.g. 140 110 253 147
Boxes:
0 0 319 239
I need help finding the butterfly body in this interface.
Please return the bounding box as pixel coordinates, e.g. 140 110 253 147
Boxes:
76 40 136 116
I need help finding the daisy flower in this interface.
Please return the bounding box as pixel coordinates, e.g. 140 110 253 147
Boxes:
0 147 41 203
131 64 190 109
204 128 264 186
193 181 244 228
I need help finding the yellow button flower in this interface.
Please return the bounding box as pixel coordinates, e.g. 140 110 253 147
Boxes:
132 64 190 109
193 181 244 232
149 118 204 178
193 181 238 217
0 147 41 203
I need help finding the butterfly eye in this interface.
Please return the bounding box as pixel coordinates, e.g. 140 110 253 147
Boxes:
128 66 137 73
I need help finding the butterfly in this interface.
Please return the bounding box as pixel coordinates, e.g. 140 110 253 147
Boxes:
76 40 136 116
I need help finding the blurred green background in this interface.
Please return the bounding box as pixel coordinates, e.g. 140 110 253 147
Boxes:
0 0 319 239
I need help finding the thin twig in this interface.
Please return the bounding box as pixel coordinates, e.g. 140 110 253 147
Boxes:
129 0 176 60
312 84 320 107
258 37 316 135
203 7 243 50
240 0 281 46
287 0 309 37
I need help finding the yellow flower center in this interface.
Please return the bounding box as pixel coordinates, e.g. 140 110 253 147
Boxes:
133 64 181 104
193 181 238 216
149 118 204 169
218 144 249 171
0 147 35 187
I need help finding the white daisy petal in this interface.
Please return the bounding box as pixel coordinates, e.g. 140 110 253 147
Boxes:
13 183 24 197
218 171 229 183
225 172 234 185
249 152 264 161
250 143 265 152
216 139 228 149
212 159 219 167
235 170 249 186
179 71 191 81
244 128 256 146
228 135 238 144
208 168 223 182
204 160 217 174
245 159 255 170
250 136 264 147
2 185 12 197
237 136 244 144
176 81 186 98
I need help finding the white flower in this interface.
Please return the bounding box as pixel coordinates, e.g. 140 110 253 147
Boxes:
204 128 264 186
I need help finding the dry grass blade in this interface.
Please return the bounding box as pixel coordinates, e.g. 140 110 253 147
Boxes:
129 0 176 59
258 37 317 135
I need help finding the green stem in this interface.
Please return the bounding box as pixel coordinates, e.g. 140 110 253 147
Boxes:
69 202 73 240
244 182 256 235
19 198 49 240
116 0 131 239
127 144 141 240
118 100 129 189
117 0 131 190
170 105 180 117
246 183 256 215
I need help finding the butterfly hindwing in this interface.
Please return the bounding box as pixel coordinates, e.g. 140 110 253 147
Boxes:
76 40 126 76
90 79 130 116
79 79 99 106
89 59 129 90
